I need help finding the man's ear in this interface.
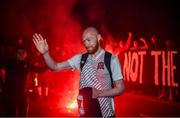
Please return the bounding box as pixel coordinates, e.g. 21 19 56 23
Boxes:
97 34 101 42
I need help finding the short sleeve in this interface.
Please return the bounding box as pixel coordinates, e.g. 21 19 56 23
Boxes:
67 53 82 70
110 55 123 81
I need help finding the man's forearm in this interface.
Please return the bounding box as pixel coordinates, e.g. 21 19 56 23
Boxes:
93 80 125 98
43 52 72 71
43 52 58 70
98 86 125 97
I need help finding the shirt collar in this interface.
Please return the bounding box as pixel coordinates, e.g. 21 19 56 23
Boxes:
90 49 105 60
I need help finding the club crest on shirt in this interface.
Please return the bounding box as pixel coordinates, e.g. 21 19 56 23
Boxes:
97 62 104 70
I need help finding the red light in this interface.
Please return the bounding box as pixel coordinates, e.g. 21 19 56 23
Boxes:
66 99 78 110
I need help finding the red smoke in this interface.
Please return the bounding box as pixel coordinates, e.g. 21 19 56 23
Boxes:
1 0 125 116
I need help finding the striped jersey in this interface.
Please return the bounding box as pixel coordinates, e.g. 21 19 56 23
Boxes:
68 49 123 117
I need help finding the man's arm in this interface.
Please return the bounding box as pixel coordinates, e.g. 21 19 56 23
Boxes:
140 38 148 49
33 33 72 71
123 32 132 51
93 79 125 98
43 52 72 71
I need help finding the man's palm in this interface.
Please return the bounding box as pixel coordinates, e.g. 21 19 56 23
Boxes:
33 33 48 54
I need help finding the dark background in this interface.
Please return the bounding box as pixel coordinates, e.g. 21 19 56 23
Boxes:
0 0 180 117
0 0 180 43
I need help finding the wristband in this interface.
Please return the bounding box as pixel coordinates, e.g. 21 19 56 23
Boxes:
42 50 49 55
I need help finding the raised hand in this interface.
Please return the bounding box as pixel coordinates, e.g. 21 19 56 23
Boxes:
33 33 49 54
128 32 132 39
140 37 145 42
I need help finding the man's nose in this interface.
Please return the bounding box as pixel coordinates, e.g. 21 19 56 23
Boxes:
84 41 90 46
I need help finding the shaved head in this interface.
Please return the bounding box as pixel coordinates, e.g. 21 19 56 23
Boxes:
82 27 99 38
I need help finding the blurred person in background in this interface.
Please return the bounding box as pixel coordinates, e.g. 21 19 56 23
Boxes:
0 45 46 117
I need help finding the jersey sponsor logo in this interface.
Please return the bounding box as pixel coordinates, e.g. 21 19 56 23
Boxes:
97 62 104 70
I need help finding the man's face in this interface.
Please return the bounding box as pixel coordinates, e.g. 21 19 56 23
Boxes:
82 31 100 54
16 49 27 61
133 41 139 48
119 40 124 48
151 37 157 44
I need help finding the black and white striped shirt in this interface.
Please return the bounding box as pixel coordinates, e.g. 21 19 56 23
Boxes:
68 50 123 117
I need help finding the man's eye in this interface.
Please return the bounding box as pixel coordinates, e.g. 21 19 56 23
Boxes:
84 38 90 42
86 38 90 41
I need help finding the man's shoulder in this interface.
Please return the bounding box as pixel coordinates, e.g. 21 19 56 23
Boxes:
68 53 83 62
104 51 116 60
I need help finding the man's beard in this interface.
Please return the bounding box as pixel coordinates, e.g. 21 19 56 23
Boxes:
86 42 99 54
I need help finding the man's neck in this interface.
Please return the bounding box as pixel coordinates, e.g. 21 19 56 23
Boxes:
90 47 103 58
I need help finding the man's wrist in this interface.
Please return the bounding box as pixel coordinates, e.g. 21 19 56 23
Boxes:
42 50 49 55
97 90 103 97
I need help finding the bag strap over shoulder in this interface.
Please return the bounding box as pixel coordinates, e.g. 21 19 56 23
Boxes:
104 51 114 88
80 53 89 70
